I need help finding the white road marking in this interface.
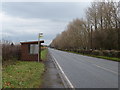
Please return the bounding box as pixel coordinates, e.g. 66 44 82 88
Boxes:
51 53 74 88
69 54 118 75
49 49 118 87
70 53 118 75
93 64 118 75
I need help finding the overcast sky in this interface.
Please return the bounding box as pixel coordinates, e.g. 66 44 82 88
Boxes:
1 2 91 45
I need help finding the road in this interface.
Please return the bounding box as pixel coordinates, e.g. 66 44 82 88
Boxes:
49 48 118 88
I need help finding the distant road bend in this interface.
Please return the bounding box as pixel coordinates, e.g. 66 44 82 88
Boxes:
49 48 118 88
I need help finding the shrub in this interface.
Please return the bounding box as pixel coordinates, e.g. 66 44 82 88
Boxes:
2 40 21 63
118 51 120 58
92 50 103 56
84 50 92 54
102 50 111 57
109 50 119 57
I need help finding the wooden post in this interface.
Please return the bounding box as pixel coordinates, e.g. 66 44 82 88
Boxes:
118 24 120 50
91 25 93 50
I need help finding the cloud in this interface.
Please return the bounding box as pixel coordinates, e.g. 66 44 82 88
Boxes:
1 2 91 45
1 12 68 45
2 2 90 19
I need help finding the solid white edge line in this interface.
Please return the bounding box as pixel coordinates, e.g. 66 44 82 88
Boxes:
51 53 74 88
49 49 118 89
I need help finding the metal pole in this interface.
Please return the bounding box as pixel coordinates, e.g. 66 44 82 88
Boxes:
38 33 40 62
38 33 43 62
40 42 41 61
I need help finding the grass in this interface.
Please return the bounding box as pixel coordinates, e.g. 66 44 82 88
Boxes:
0 56 2 89
2 61 45 88
2 59 17 68
64 50 120 62
92 55 120 62
2 48 48 88
41 49 48 60
0 65 1 89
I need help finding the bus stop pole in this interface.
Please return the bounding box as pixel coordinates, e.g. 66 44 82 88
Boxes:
38 33 40 62
40 42 41 61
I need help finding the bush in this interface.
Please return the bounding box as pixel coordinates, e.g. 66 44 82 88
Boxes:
102 50 112 57
84 50 92 54
2 40 21 63
91 50 119 58
118 51 120 58
92 50 103 56
110 50 119 57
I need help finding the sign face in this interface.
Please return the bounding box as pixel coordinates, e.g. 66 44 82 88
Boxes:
39 33 43 38
39 33 43 35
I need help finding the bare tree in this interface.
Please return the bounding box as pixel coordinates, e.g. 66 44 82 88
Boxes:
51 0 119 50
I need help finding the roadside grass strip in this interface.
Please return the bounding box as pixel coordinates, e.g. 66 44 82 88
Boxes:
2 61 45 88
41 49 48 60
64 50 120 62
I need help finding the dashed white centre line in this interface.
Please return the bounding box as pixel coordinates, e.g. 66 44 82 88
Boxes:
93 64 118 75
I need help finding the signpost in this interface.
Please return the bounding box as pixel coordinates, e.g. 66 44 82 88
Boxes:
38 33 43 62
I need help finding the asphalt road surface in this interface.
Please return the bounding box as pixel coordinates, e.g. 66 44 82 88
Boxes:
49 48 118 88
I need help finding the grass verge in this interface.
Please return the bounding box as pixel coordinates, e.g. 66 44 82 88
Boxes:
64 50 120 62
2 48 48 88
0 65 1 89
91 55 120 62
41 49 48 60
2 61 45 88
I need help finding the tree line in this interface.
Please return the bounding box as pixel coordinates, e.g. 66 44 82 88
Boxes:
50 1 120 51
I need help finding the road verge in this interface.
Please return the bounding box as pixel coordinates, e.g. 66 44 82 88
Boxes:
49 51 74 89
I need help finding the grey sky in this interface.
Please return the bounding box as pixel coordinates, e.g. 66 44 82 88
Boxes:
1 2 90 45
